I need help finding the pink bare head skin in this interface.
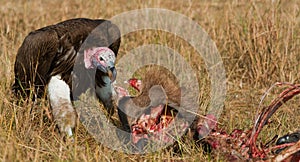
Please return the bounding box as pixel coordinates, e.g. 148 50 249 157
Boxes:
83 47 117 82
83 47 115 69
126 78 142 91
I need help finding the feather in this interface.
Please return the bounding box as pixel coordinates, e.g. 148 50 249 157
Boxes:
13 18 121 136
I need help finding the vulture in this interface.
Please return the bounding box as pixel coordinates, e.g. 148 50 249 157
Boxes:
13 18 121 137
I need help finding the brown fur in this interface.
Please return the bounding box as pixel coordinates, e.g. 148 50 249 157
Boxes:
132 65 181 107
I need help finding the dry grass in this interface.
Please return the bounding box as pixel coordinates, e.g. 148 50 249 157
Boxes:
0 0 300 161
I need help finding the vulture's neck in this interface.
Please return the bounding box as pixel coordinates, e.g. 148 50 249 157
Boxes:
95 75 113 102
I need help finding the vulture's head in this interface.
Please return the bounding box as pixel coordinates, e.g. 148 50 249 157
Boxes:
84 47 117 82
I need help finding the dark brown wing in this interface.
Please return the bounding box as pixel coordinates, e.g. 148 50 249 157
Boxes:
13 29 59 97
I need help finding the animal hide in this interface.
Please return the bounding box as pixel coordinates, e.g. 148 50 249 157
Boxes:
117 65 182 132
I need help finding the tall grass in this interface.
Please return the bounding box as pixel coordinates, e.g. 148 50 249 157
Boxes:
0 0 299 161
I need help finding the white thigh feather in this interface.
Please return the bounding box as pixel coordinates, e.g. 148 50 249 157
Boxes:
48 75 76 137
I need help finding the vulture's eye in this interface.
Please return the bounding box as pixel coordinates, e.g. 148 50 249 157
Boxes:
99 57 104 61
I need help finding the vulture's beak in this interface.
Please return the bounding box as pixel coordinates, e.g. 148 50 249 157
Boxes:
107 66 117 83
94 59 117 83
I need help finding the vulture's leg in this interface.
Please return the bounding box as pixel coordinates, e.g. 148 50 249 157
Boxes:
48 75 76 137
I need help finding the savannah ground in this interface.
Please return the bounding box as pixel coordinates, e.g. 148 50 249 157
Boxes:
0 0 300 161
